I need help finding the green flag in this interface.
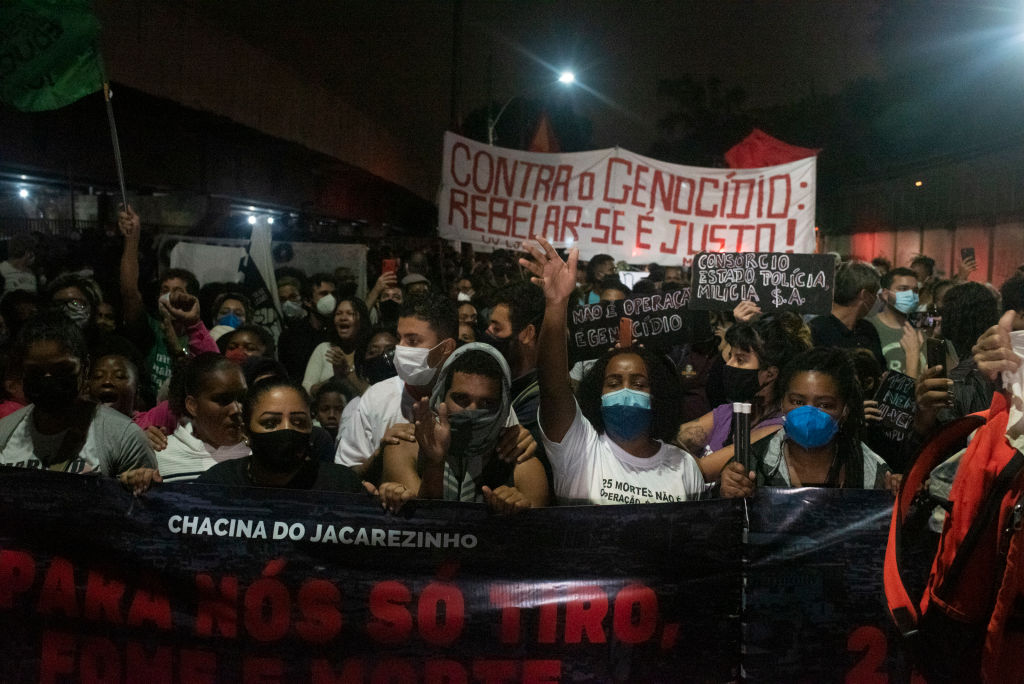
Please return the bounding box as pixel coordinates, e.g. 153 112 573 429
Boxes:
0 0 104 111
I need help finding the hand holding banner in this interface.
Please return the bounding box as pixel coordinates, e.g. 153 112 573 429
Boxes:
873 371 916 441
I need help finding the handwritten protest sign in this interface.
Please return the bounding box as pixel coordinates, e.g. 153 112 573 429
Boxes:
689 251 835 315
438 132 817 263
570 288 699 360
874 371 916 441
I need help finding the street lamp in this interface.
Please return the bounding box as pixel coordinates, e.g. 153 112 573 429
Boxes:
487 71 576 146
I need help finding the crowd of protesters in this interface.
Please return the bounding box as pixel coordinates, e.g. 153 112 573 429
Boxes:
0 204 1020 513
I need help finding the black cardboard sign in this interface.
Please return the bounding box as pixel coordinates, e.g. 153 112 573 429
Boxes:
874 371 916 441
689 252 835 315
569 288 693 360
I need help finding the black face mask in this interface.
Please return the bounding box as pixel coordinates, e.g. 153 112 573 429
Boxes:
378 300 401 323
483 330 514 363
24 372 80 413
447 409 497 458
249 429 310 473
364 350 398 385
721 365 763 404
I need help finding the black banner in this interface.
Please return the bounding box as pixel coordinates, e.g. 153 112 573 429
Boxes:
690 251 836 315
568 289 697 361
242 251 281 330
745 488 912 683
0 470 920 682
0 469 743 683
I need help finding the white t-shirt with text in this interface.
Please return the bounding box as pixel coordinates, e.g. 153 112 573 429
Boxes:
540 403 704 505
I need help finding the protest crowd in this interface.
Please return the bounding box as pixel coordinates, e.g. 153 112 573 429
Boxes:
0 204 1017 517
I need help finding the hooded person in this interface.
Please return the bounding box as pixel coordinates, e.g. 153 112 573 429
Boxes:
376 343 549 514
336 293 537 476
428 343 513 499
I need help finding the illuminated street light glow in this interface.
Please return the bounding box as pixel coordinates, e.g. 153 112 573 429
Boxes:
914 180 923 187
488 68 577 145
18 189 28 199
267 217 274 224
247 216 257 225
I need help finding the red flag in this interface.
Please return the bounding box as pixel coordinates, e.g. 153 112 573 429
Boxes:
528 111 561 153
725 129 818 169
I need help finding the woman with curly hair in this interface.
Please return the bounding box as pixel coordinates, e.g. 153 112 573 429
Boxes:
720 347 894 497
521 237 704 505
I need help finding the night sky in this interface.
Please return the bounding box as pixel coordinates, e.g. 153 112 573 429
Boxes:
182 2 1024 175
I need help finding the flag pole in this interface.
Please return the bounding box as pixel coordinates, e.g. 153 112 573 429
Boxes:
103 82 129 209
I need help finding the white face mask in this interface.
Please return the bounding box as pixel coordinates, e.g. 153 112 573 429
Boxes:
393 341 445 386
1003 331 1024 438
282 299 305 320
315 294 337 316
457 291 473 302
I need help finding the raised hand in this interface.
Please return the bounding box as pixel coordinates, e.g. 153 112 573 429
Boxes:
374 271 398 292
733 300 762 324
958 255 978 281
518 236 578 304
117 205 140 240
913 364 953 435
159 291 201 326
413 397 450 465
974 309 1020 382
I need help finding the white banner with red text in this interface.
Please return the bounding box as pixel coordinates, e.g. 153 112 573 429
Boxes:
438 131 817 263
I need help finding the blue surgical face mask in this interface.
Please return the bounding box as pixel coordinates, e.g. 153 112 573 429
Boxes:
784 405 839 449
216 312 242 329
892 289 919 315
600 388 652 442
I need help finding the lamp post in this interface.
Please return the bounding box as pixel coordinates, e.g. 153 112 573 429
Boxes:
487 71 575 146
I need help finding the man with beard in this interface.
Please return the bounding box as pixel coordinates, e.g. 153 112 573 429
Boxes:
0 312 155 476
485 281 545 449
375 344 548 513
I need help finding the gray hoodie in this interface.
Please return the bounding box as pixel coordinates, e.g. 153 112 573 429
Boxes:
427 342 513 502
